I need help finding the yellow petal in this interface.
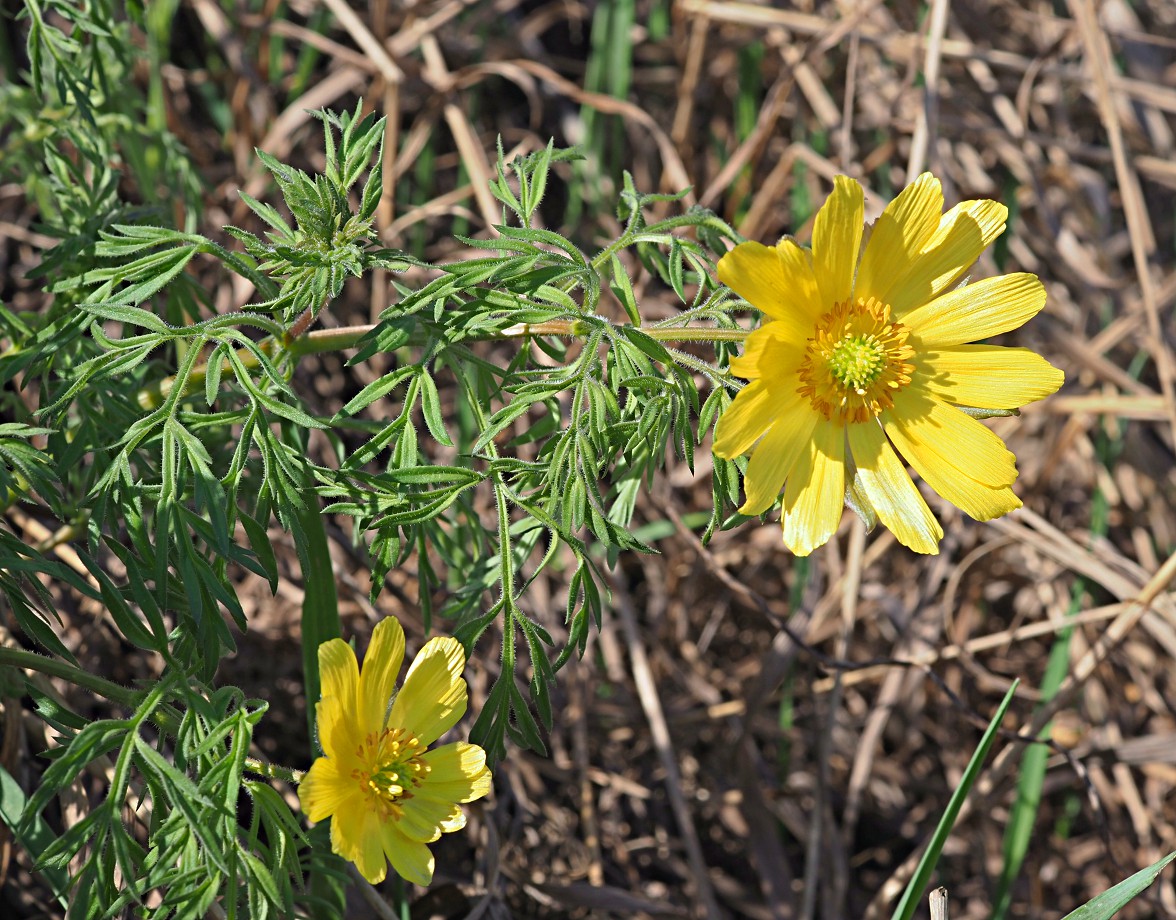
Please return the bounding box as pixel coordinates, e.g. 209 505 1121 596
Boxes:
388 637 467 746
738 393 818 515
857 173 944 303
714 381 775 458
847 422 942 554
727 322 805 381
421 742 493 803
883 397 1022 521
781 420 846 556
359 617 405 733
903 273 1046 349
316 638 360 759
397 795 463 843
332 806 387 884
717 241 816 342
380 823 434 887
299 757 362 824
890 386 1017 486
918 345 1064 408
888 199 1007 316
775 237 824 322
415 795 471 834
811 176 863 308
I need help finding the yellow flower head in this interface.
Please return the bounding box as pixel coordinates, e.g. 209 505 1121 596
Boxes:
299 617 492 886
713 174 1063 555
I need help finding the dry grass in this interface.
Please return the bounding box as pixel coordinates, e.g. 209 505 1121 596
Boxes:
4 0 1176 918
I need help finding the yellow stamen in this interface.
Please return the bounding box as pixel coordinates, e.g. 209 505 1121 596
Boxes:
797 297 914 424
349 727 432 820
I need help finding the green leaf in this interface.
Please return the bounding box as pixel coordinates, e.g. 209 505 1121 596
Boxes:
239 511 280 593
23 720 129 822
610 253 640 324
417 369 453 447
618 325 672 364
80 301 175 333
239 191 294 238
0 766 70 907
132 737 228 871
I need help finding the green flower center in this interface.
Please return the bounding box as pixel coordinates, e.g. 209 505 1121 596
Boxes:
827 336 887 392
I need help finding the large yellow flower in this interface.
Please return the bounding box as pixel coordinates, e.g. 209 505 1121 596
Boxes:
713 174 1063 555
299 617 492 885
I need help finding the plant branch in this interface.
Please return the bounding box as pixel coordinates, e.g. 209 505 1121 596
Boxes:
0 646 139 707
136 320 747 407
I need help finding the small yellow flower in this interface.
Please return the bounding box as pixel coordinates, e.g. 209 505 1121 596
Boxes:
299 617 491 886
714 174 1063 555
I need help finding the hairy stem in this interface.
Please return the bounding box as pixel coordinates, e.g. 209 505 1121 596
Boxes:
0 646 139 707
243 757 305 785
136 320 747 408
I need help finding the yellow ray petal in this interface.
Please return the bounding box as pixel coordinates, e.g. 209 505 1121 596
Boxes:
738 394 817 515
811 176 863 308
847 422 942 554
883 399 1022 521
887 199 1007 316
917 345 1064 408
856 173 944 303
316 638 360 760
332 807 387 884
717 241 815 342
298 757 362 824
359 617 405 734
412 793 472 834
422 742 493 803
400 793 471 842
713 381 781 459
395 795 460 843
889 386 1017 486
775 237 824 322
903 273 1046 349
388 637 468 746
380 823 435 887
781 420 846 556
727 321 806 382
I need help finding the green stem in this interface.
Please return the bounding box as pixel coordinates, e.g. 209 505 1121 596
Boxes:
288 325 372 356
495 319 748 343
243 757 305 785
136 321 747 408
0 646 139 707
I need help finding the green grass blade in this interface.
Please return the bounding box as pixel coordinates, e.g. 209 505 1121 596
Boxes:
291 475 345 917
1061 850 1176 920
292 483 341 747
890 680 1019 920
992 584 1081 919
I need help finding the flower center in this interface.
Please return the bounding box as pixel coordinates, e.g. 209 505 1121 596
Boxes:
351 727 430 819
797 297 914 424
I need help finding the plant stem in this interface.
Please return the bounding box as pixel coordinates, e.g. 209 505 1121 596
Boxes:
136 320 747 408
0 646 139 707
243 757 305 784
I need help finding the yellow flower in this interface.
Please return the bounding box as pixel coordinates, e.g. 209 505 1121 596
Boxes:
298 617 492 886
713 174 1063 555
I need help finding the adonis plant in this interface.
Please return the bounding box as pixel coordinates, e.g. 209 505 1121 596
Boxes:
2 6 1169 919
